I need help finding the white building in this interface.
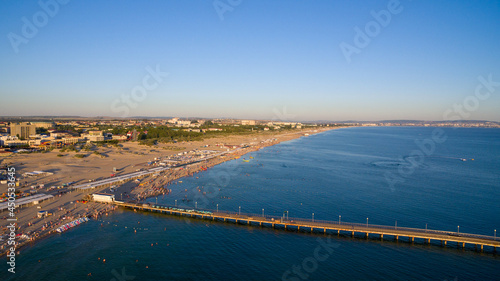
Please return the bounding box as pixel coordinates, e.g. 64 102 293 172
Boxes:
82 134 105 142
241 120 256 125
92 193 115 203
62 137 85 144
176 120 191 127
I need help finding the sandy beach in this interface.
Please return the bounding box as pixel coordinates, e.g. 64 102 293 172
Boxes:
0 127 341 256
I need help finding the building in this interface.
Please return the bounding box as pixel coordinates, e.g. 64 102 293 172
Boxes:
62 137 85 144
10 122 36 140
241 120 256 126
86 135 105 142
92 193 115 203
112 135 128 141
32 122 55 129
81 131 105 142
129 129 139 141
0 135 18 144
202 128 223 132
50 132 73 139
167 118 179 124
88 130 103 136
1 135 32 147
176 120 191 127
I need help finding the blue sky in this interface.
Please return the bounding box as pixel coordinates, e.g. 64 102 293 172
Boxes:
1 0 499 121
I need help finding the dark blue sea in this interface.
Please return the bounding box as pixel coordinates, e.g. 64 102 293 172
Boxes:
4 127 500 280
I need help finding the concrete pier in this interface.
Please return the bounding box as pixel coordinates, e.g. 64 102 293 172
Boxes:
115 202 500 253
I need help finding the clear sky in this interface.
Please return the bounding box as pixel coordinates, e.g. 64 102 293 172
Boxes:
1 0 499 121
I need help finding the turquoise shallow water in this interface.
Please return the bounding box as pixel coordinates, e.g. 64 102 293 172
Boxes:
4 127 500 280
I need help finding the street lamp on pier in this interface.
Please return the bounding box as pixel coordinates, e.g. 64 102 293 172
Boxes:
239 206 241 215
366 218 369 228
312 213 314 222
195 202 197 209
175 199 177 207
339 215 341 225
494 229 496 240
217 204 218 212
286 211 289 221
262 208 264 217
425 223 427 232
457 226 460 234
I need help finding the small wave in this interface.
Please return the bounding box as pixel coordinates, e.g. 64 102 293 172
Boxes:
370 161 406 168
370 156 430 169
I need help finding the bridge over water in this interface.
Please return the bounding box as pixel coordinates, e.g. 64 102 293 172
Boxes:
112 202 499 253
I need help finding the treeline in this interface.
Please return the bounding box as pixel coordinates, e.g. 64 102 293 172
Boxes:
139 127 204 143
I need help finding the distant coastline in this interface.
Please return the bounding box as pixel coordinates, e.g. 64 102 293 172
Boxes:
0 116 498 128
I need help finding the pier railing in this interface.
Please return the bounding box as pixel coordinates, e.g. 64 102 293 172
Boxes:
123 202 498 242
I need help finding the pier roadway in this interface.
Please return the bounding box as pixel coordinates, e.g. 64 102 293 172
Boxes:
112 202 499 253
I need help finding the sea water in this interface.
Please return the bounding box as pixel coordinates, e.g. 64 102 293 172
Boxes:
5 127 500 280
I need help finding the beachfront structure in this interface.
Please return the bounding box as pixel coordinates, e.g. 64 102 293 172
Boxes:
1 135 20 146
82 134 105 142
23 171 54 177
62 137 85 144
10 122 36 140
3 139 29 147
0 194 54 212
92 193 115 203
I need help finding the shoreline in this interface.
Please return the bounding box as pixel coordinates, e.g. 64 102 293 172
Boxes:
1 127 344 256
